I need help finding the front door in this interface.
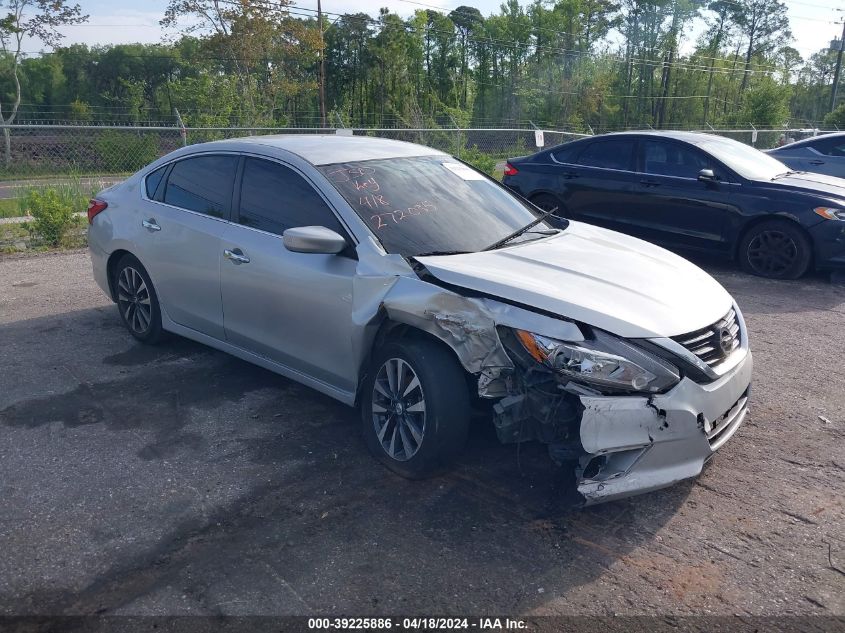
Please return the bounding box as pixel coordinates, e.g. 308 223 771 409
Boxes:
627 138 737 253
220 157 358 393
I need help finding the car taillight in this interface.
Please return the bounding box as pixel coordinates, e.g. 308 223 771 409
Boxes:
87 199 108 224
503 163 519 176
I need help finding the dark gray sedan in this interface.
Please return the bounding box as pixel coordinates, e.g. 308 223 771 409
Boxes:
767 132 845 178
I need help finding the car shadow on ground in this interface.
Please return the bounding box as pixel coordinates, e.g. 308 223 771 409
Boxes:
0 307 694 615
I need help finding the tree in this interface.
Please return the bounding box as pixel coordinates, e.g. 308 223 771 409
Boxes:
728 0 790 96
0 0 86 165
449 6 482 109
736 76 790 126
161 0 303 120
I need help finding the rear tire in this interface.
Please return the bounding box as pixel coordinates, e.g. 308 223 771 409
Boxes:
113 254 163 344
738 219 812 279
361 338 470 479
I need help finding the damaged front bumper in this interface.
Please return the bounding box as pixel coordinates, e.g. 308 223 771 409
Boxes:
576 350 752 504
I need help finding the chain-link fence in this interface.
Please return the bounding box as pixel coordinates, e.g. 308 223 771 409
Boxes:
0 124 587 184
0 123 839 188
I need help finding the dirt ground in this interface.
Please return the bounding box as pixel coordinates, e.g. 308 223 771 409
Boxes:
0 250 843 618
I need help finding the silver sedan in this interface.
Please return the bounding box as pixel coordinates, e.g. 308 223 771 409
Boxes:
88 135 752 505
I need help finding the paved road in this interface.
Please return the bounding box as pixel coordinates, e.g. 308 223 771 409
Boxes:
0 251 843 617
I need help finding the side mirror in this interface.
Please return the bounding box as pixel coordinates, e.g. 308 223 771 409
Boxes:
283 226 347 254
697 168 717 183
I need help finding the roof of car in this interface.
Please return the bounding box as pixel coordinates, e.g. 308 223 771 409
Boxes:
189 134 448 166
599 130 734 145
773 131 845 150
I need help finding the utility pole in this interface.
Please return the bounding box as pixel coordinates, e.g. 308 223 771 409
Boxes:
831 16 845 113
317 0 328 128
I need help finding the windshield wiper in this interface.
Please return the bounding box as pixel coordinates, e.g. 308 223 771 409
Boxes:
414 249 473 257
482 207 560 252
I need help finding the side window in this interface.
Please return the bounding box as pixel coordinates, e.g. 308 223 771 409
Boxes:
641 140 712 179
551 144 579 163
163 155 238 219
145 166 166 199
574 140 635 170
238 158 344 236
813 137 845 157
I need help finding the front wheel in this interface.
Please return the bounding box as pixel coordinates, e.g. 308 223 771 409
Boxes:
361 338 470 479
738 220 812 279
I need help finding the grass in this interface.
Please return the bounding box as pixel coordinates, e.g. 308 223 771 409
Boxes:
0 198 22 218
0 217 86 254
0 176 98 219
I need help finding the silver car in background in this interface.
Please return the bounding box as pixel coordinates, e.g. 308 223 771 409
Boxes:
88 135 752 505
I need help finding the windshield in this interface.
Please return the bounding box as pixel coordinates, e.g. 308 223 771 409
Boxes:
318 156 555 256
698 137 791 180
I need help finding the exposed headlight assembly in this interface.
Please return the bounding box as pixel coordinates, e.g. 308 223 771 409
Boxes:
514 328 680 394
814 207 845 220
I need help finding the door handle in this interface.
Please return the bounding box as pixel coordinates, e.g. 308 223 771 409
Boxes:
223 248 250 265
809 160 825 165
142 218 161 232
639 179 661 187
561 171 579 179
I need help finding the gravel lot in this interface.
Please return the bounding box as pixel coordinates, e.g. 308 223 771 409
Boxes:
0 250 843 618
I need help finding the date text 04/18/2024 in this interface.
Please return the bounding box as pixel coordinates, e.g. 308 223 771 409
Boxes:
307 618 528 630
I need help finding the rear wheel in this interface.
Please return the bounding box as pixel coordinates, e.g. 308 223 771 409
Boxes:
113 254 163 343
739 220 812 279
361 339 470 479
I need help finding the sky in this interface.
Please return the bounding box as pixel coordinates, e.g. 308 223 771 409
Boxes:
20 0 845 64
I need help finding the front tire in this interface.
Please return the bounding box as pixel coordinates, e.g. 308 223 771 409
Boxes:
739 219 812 279
361 338 470 479
113 254 163 343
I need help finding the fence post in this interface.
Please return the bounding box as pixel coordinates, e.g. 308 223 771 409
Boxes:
174 109 187 147
448 113 462 158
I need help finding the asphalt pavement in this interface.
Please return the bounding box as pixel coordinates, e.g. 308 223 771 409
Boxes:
0 250 843 617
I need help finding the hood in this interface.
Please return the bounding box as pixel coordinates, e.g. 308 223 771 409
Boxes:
415 221 733 339
764 171 845 199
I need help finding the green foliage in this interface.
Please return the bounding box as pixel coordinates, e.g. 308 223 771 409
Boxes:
22 187 80 247
94 131 160 172
736 79 791 127
2 0 842 136
461 146 497 176
824 104 845 128
69 98 92 122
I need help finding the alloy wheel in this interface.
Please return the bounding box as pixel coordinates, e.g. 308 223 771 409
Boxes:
117 266 152 335
746 229 798 277
371 358 426 462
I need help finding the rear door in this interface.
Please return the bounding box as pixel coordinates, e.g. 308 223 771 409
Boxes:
628 138 737 252
800 137 845 178
220 157 359 393
558 137 641 232
141 154 238 339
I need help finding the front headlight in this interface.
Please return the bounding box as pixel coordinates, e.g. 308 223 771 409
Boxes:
514 328 680 394
814 207 845 220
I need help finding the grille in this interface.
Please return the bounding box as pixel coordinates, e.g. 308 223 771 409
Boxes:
673 308 741 368
708 391 749 450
